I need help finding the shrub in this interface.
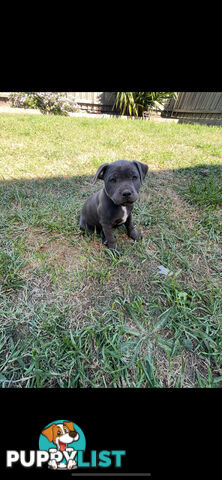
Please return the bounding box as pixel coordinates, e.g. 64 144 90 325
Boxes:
113 92 176 117
9 92 80 116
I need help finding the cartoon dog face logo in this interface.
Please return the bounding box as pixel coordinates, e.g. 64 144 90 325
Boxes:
41 421 79 469
42 421 79 451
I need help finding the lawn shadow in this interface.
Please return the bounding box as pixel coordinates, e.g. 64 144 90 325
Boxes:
177 118 222 127
0 163 221 233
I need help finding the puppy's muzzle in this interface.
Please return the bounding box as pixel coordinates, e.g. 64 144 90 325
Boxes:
122 190 132 198
118 188 138 205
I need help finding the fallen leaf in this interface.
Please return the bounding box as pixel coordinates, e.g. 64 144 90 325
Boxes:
157 265 173 276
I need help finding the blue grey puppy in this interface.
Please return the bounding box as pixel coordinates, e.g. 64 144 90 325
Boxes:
80 160 148 252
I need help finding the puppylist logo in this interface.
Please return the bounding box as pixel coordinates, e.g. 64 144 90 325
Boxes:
6 419 126 471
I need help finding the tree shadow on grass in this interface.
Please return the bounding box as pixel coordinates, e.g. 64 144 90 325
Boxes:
0 174 95 233
0 163 221 233
177 118 222 127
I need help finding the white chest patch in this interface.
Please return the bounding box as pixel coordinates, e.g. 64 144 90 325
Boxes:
121 206 128 224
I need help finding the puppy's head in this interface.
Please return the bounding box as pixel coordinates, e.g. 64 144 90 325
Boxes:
42 421 79 450
94 160 148 206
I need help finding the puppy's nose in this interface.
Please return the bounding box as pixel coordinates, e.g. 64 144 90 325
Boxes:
122 190 131 197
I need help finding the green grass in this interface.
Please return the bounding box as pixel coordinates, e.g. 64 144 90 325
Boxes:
0 113 221 388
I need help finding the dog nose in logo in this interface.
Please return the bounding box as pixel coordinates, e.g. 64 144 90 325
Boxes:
122 190 131 197
70 431 79 439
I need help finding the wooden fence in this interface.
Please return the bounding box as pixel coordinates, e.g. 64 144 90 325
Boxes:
67 92 116 113
70 92 222 121
163 92 222 124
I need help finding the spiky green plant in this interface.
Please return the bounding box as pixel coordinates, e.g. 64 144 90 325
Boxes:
113 91 176 116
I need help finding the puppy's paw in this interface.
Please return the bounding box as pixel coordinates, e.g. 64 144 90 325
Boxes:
129 229 142 241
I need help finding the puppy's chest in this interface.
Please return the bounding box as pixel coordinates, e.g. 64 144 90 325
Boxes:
115 206 129 225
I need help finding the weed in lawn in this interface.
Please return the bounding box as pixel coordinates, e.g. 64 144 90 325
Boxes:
0 245 26 292
152 276 222 372
182 177 222 207
175 164 222 208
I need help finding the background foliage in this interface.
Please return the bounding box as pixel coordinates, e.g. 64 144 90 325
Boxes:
113 92 176 116
9 92 79 116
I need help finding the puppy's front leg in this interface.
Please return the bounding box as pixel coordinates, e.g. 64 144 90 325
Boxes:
101 223 117 250
125 214 142 241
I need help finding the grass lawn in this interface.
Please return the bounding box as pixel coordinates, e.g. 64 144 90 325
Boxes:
0 113 221 388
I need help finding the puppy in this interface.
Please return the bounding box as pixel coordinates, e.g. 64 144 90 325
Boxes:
80 160 148 252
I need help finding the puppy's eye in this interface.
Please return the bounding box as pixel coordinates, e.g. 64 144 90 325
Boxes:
110 178 116 183
57 430 62 435
133 175 138 180
64 428 68 433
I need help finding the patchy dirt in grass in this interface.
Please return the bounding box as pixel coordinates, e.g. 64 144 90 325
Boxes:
142 171 222 291
152 342 209 387
23 227 88 274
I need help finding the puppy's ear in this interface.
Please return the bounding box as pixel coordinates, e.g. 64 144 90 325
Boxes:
133 161 149 183
42 424 57 443
93 163 110 184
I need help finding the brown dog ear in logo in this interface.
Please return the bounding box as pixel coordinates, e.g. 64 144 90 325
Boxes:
42 424 57 443
63 421 75 432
